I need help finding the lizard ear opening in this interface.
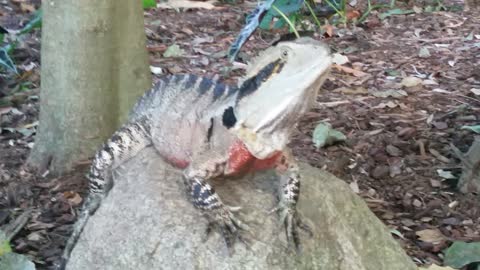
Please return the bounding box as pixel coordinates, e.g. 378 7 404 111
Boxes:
222 106 237 129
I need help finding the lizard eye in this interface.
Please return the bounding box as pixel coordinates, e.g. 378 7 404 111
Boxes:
280 47 289 59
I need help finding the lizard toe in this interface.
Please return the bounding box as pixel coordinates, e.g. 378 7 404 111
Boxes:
204 206 252 254
271 203 313 253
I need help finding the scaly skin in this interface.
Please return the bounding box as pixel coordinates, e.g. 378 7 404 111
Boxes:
59 37 332 269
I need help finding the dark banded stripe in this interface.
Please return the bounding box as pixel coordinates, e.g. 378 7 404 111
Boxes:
198 77 214 95
213 82 227 100
236 59 284 101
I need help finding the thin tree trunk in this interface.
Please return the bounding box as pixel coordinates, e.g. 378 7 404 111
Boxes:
28 0 151 174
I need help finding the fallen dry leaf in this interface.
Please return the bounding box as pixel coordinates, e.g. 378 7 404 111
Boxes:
470 88 480 95
416 229 445 244
372 101 398 109
333 64 368 77
333 86 368 95
346 10 361 20
20 3 35 13
63 191 83 206
150 66 163 75
432 88 450 93
429 148 450 163
0 107 13 116
413 5 423 13
401 76 423 87
27 231 43 242
322 24 334 37
349 181 360 193
367 129 383 136
371 89 408 98
332 53 349 65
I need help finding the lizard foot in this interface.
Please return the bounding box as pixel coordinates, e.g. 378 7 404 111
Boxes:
269 204 313 252
203 206 252 254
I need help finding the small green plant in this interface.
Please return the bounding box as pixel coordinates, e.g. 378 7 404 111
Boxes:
228 0 325 61
228 0 428 61
303 1 322 29
0 43 17 74
359 0 392 23
324 0 347 24
0 9 42 74
143 0 156 9
258 0 304 30
0 211 36 270
271 5 300 38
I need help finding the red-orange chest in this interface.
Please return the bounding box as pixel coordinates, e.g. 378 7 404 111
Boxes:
226 140 283 176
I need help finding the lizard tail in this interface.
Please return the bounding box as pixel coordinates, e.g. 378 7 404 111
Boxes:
58 119 152 269
58 194 102 270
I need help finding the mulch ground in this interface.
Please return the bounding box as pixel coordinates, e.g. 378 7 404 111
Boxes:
1 0 479 269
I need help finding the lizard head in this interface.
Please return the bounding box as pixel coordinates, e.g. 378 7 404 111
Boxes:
225 37 332 159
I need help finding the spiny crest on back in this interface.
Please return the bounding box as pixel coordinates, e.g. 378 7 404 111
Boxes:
129 74 232 121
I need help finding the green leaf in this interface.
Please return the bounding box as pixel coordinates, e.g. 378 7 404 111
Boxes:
312 122 346 148
461 125 480 134
0 231 11 256
18 9 42 35
0 241 11 256
378 8 415 20
259 12 276 29
386 69 400 76
390 229 405 239
0 252 36 270
259 0 304 30
143 0 156 9
418 47 431 58
424 5 435 12
444 241 480 269
0 47 17 74
271 13 298 29
272 17 287 29
268 0 304 16
464 32 474 41
163 44 185 58
4 42 17 54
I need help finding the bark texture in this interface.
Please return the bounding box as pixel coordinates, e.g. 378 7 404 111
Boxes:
66 148 417 270
29 0 151 174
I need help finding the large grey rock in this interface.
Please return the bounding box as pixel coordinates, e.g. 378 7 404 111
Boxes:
67 148 416 270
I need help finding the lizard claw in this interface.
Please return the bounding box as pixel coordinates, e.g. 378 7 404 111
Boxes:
269 203 312 253
203 206 252 254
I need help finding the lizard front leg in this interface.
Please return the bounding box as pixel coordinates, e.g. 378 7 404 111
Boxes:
273 150 311 252
183 160 249 251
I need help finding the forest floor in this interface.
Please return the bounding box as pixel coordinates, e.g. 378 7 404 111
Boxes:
0 0 479 269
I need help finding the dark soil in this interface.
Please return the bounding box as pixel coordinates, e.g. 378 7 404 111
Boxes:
1 0 479 269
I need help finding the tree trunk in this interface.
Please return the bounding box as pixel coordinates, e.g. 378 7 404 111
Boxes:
28 0 151 174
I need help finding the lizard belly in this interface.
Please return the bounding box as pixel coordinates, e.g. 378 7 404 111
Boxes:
226 140 282 176
163 155 190 169
152 118 209 170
